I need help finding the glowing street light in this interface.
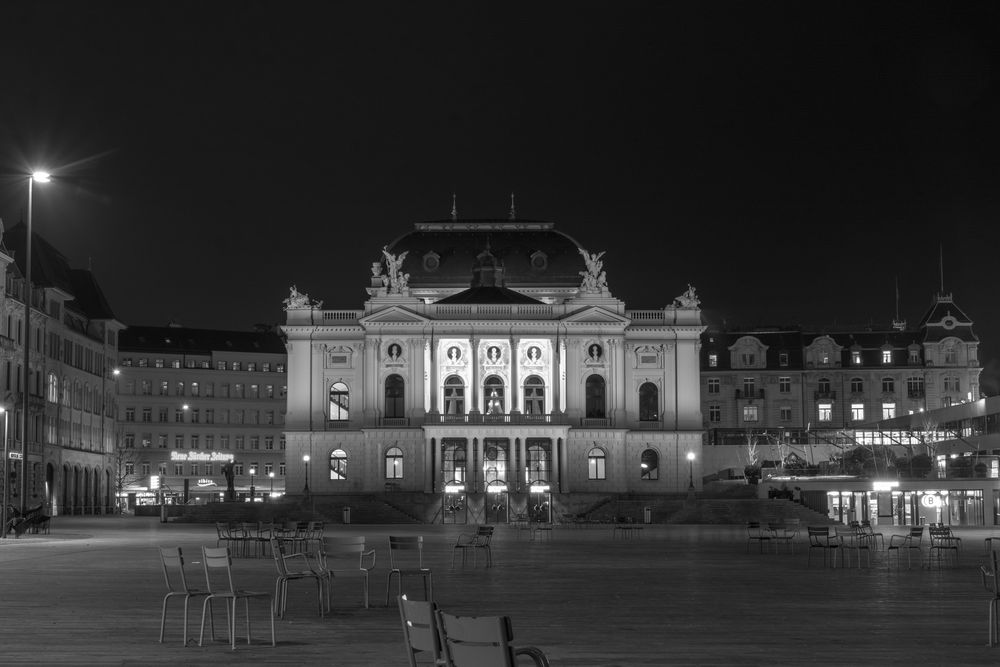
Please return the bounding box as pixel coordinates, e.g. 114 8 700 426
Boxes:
248 466 256 501
686 451 696 490
303 454 310 495
269 471 275 498
0 406 9 537
21 171 50 513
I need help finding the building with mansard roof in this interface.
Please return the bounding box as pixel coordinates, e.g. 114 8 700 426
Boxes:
281 218 705 521
0 224 124 516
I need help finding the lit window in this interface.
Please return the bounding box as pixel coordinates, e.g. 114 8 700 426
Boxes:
882 403 896 419
329 382 349 421
330 449 348 480
640 449 659 480
587 447 606 480
742 405 758 422
708 353 718 368
882 350 892 364
818 403 832 422
852 351 861 365
851 403 864 421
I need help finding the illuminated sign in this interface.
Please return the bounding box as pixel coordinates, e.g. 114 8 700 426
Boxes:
920 494 940 508
872 481 899 491
444 484 465 493
530 484 551 493
169 451 234 463
196 478 217 488
149 475 160 490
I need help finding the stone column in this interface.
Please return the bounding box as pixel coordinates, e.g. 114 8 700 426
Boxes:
519 437 527 491
428 338 439 415
550 436 559 491
466 437 475 491
469 336 481 414
424 435 434 493
509 336 520 414
552 337 561 415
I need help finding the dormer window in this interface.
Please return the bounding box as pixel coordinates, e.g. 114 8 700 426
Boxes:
944 346 957 364
851 350 861 366
741 352 755 367
821 354 830 365
882 349 892 364
778 352 789 367
708 353 718 368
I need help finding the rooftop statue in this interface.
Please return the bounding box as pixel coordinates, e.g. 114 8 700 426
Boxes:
381 246 410 294
283 284 322 310
674 284 700 309
578 248 608 292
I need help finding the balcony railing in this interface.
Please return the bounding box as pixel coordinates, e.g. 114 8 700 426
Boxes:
814 390 837 400
735 389 765 400
424 413 569 425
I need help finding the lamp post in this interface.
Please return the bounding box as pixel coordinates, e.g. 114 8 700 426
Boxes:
269 471 275 499
21 171 49 513
248 466 256 502
303 454 310 495
0 406 8 537
687 451 696 490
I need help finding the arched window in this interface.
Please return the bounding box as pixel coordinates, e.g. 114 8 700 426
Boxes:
641 449 659 480
47 373 58 403
61 377 71 406
639 382 658 421
384 374 404 418
442 440 466 484
850 377 864 393
444 376 465 415
484 375 504 414
384 446 403 479
587 447 606 480
329 382 349 421
523 376 544 414
818 378 831 395
74 380 83 410
329 448 348 480
585 375 606 418
526 439 550 483
483 439 508 487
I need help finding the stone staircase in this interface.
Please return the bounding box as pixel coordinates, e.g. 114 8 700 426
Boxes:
666 498 837 525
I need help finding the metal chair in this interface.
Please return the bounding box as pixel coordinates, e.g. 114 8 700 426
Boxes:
398 595 444 667
436 609 550 666
452 525 495 568
928 525 960 568
981 550 1000 647
317 535 376 609
270 537 325 618
746 521 772 554
198 546 275 649
158 546 211 646
385 535 433 606
807 526 842 568
887 526 924 569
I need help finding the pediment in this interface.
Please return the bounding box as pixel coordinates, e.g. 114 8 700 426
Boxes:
360 306 430 325
561 307 630 325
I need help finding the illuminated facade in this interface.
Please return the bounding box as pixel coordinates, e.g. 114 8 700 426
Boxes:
282 220 705 514
1 225 124 516
115 326 287 505
699 292 983 475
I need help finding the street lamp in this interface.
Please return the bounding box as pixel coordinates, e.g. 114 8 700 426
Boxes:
269 471 275 498
686 451 696 490
248 466 256 502
0 406 8 537
21 171 49 513
303 454 310 495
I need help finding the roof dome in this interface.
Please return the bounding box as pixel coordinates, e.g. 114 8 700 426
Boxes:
383 220 587 301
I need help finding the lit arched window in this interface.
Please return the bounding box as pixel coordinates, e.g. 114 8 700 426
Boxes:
526 440 550 483
586 375 606 418
639 382 658 421
444 376 465 415
384 446 403 479
384 375 404 418
523 375 544 414
329 448 348 480
61 377 71 406
329 382 349 421
588 447 606 480
442 440 466 483
47 373 59 403
641 449 659 480
484 375 504 414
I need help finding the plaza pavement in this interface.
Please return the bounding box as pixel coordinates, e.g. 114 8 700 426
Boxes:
0 515 996 666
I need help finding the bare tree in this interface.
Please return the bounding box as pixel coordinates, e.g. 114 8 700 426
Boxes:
112 429 142 515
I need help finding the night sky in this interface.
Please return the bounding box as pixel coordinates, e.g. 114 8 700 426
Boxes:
1 2 999 390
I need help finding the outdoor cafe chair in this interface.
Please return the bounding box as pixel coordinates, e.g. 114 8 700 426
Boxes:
981 549 1000 647
158 546 211 646
398 595 444 667
317 535 376 609
746 521 772 554
807 526 842 568
198 546 275 650
928 525 961 568
270 537 326 618
887 526 924 569
386 535 433 606
767 521 796 554
835 525 871 568
860 520 885 550
452 525 495 568
436 608 551 667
